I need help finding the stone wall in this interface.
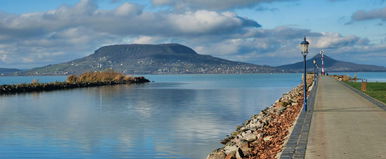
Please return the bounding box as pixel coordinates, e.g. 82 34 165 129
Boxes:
207 75 315 159
0 76 150 95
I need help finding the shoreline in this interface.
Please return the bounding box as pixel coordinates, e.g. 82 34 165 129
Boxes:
0 76 150 95
207 75 315 159
3 71 386 77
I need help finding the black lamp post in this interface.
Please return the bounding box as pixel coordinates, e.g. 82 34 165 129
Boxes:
300 37 310 112
313 59 317 78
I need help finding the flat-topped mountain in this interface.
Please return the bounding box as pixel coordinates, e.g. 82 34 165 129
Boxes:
277 54 386 72
25 43 278 75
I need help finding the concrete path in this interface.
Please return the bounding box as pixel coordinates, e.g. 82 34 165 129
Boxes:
305 76 386 159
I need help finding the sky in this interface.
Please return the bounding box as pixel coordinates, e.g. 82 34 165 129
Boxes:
0 0 385 69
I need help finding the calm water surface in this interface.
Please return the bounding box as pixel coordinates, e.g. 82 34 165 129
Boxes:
0 76 66 85
1 73 384 159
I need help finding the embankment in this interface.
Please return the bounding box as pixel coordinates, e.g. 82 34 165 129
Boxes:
0 72 150 95
207 75 315 159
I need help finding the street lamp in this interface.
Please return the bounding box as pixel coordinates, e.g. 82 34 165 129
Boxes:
300 37 309 112
313 59 317 78
320 50 325 76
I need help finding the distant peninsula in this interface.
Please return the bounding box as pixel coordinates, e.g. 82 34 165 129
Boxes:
278 54 386 72
0 68 21 75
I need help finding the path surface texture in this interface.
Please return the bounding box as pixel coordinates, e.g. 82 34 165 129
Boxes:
305 76 386 159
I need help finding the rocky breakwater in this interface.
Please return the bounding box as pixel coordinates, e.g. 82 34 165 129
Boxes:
0 71 150 95
207 74 315 159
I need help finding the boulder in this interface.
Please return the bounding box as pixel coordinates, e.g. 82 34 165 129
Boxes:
207 149 226 159
225 151 236 159
224 145 238 154
264 136 272 142
236 148 245 159
243 132 257 142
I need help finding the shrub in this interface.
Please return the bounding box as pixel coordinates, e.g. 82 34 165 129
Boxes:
67 75 78 83
31 79 39 84
66 70 135 83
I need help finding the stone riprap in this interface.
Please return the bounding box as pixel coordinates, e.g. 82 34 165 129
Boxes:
207 75 314 159
0 76 150 95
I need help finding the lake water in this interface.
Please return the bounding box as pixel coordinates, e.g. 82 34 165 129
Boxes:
0 72 385 159
0 76 67 85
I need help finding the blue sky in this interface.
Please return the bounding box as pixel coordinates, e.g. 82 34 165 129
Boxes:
0 0 385 68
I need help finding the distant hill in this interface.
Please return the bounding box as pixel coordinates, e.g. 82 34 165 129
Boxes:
277 54 386 72
0 68 21 75
24 43 279 75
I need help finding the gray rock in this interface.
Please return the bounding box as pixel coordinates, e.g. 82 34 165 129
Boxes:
224 145 238 155
207 148 226 159
242 132 257 142
263 136 272 141
236 148 245 159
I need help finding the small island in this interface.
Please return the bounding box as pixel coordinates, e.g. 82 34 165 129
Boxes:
0 71 150 95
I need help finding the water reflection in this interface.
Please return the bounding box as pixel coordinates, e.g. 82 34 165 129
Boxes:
0 74 300 159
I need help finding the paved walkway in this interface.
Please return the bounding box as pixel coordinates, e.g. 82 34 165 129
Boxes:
305 76 386 159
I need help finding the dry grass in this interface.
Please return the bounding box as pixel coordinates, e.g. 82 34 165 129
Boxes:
66 71 134 83
330 75 352 81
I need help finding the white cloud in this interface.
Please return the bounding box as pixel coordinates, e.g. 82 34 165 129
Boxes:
314 32 369 49
0 1 258 38
0 0 260 68
151 0 297 10
351 7 386 22
0 0 385 68
173 26 386 66
0 54 7 62
152 0 172 5
114 2 142 16
132 36 160 44
168 11 256 34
